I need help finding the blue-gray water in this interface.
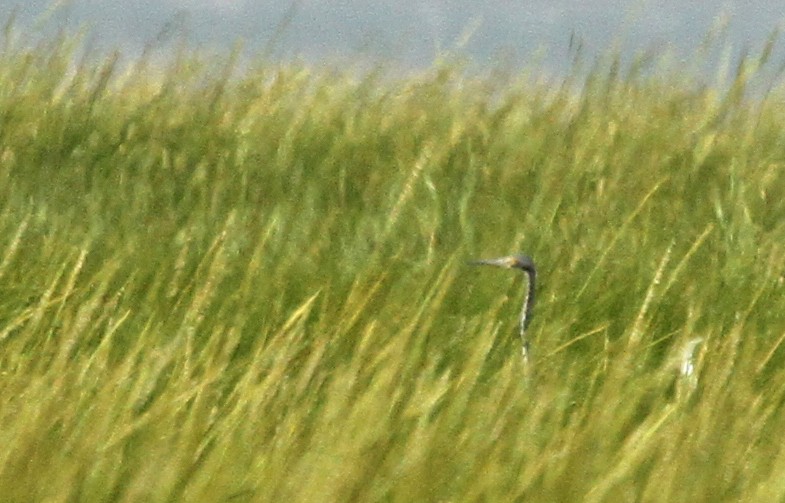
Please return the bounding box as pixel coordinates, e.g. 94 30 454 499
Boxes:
3 1 785 78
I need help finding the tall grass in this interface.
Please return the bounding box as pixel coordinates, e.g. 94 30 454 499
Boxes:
2 24 785 502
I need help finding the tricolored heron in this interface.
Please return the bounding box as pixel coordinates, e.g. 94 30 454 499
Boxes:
469 254 536 364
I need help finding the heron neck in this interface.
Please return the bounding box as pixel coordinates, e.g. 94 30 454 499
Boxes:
520 269 535 330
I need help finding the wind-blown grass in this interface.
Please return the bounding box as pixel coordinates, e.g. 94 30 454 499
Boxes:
1 25 785 502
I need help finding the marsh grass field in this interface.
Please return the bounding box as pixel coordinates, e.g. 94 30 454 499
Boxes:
2 23 785 502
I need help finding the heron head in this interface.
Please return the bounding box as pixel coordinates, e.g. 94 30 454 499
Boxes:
469 254 535 274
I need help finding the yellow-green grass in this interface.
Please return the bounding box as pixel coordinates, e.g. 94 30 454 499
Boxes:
2 26 785 502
